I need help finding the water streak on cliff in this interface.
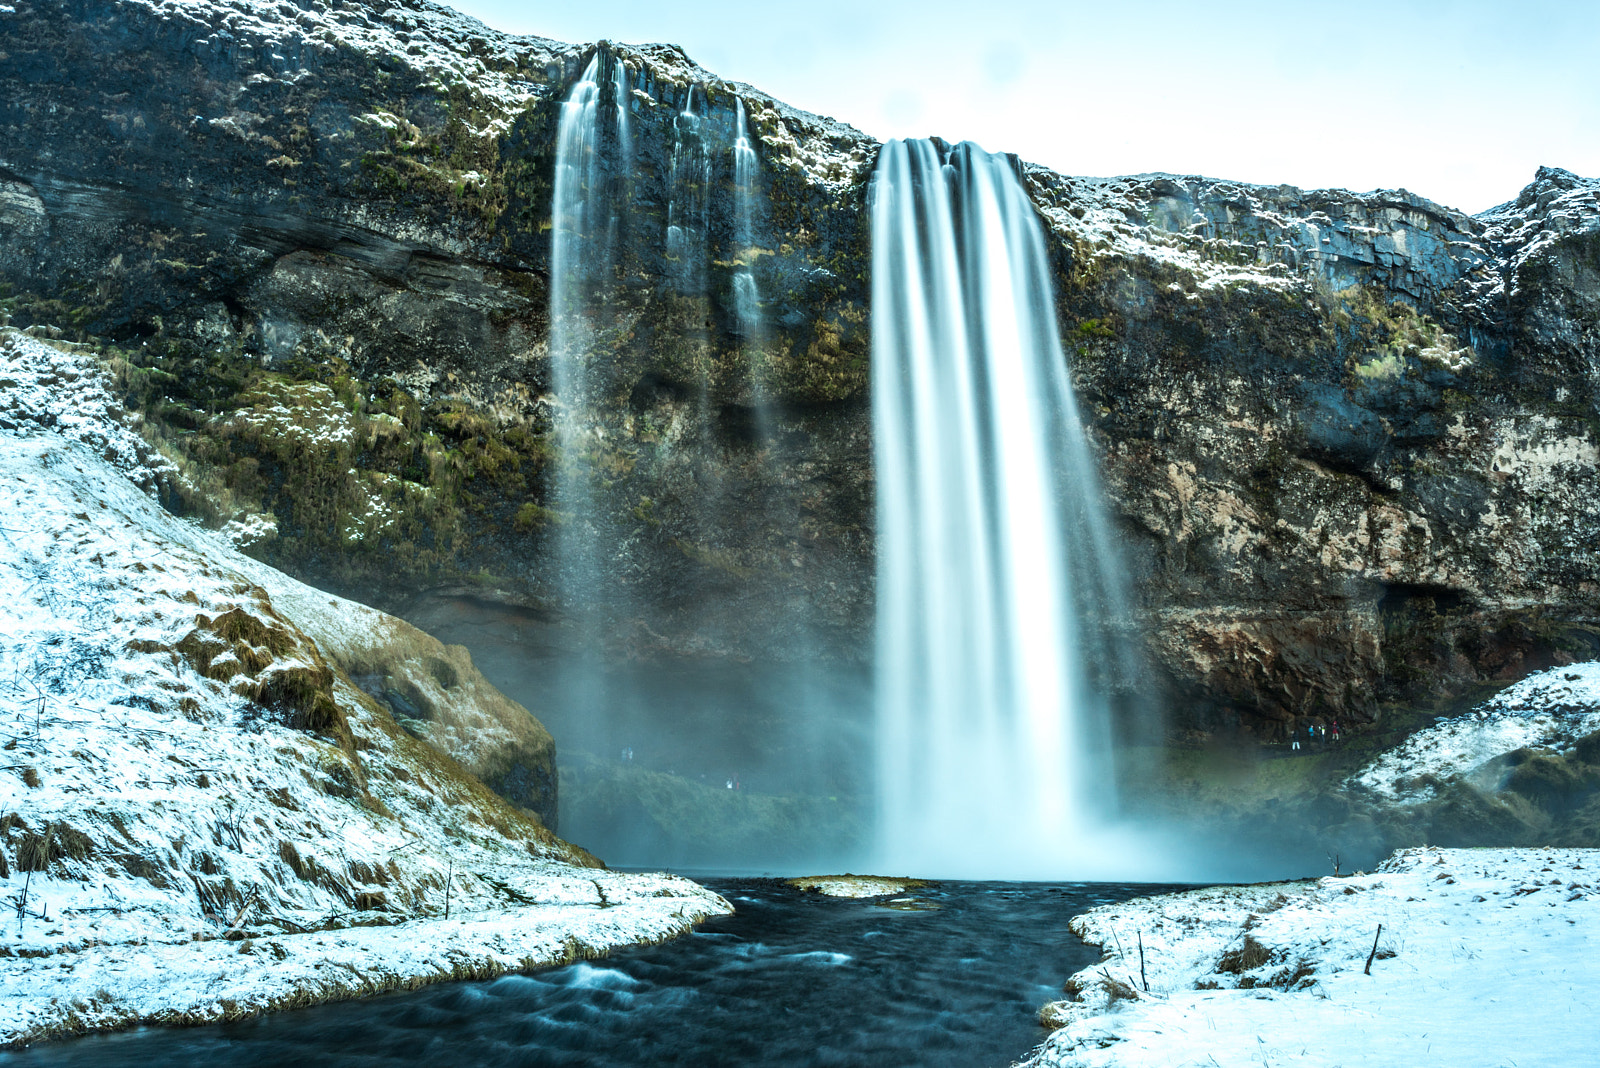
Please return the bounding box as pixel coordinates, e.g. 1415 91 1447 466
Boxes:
666 85 711 295
549 49 634 736
732 97 762 339
870 139 1130 877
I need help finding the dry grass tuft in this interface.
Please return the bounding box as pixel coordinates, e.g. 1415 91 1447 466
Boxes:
1216 934 1274 974
354 891 387 911
277 840 308 880
17 821 96 872
175 600 348 740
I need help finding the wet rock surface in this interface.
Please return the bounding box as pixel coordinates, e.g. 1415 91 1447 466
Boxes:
2 0 1597 741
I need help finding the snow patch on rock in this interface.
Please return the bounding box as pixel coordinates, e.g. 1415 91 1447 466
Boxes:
0 332 171 489
1351 662 1600 803
120 0 567 131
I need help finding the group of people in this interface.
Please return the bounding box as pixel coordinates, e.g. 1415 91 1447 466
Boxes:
1289 720 1341 750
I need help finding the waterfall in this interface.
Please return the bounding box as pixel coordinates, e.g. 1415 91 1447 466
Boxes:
731 97 761 337
870 139 1131 878
548 49 634 754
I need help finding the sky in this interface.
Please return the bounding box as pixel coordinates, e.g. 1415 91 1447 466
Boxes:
444 0 1599 215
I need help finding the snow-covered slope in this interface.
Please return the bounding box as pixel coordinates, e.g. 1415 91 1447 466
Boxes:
1352 662 1600 804
1025 846 1598 1068
0 330 730 1046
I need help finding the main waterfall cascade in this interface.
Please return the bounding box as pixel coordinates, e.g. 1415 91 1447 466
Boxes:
871 139 1135 878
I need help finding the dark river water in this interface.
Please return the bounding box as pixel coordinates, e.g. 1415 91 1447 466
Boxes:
3 879 1177 1068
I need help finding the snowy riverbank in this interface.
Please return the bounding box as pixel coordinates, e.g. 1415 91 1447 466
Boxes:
0 330 730 1047
1026 660 1600 1067
1024 845 1597 1067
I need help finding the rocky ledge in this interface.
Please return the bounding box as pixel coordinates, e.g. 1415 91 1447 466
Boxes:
784 875 931 899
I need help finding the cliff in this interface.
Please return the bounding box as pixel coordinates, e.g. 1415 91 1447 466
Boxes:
2 0 1596 740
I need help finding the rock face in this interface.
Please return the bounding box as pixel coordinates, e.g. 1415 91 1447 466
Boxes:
2 0 1597 741
1037 167 1600 732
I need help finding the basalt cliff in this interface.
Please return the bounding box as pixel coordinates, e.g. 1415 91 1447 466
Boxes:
3 0 1597 750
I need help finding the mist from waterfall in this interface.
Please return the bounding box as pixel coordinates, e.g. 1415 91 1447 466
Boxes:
870 139 1136 879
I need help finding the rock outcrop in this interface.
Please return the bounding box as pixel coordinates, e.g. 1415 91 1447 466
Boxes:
2 0 1596 741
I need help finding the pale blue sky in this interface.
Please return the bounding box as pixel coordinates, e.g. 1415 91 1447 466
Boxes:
448 0 1598 213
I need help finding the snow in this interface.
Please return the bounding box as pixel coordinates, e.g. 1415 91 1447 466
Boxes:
0 333 171 490
1022 668 1600 1066
1023 846 1599 1068
1478 168 1600 278
1351 662 1600 803
1023 167 1490 305
118 0 571 132
0 330 730 1047
95 0 878 195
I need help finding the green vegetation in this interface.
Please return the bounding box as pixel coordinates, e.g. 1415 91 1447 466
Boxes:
355 79 511 228
89 332 555 604
1331 284 1466 381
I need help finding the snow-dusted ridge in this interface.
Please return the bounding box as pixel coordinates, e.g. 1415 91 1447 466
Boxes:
1478 166 1600 278
1023 846 1599 1068
111 0 569 128
81 0 878 190
12 0 1592 324
0 330 730 1047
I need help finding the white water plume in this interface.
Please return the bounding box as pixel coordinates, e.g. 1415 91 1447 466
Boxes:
871 139 1136 879
550 52 605 429
731 97 761 337
548 49 634 733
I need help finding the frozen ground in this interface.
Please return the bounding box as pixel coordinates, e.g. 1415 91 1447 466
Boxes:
0 330 729 1047
1024 846 1597 1068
